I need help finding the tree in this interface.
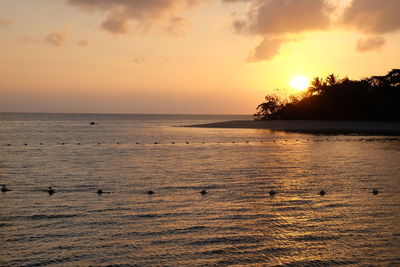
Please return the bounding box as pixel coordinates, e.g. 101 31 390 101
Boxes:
255 94 283 119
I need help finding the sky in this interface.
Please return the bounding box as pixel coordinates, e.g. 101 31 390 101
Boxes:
1 0 399 114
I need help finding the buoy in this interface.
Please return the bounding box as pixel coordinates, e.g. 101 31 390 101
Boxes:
7 144 11 146
154 142 158 144
78 143 81 145
319 190 326 196
372 189 379 195
90 122 96 125
186 142 189 144
24 144 27 146
269 190 277 196
200 189 207 195
97 189 103 195
147 190 154 195
172 142 175 144
48 187 55 195
39 143 43 145
98 142 101 145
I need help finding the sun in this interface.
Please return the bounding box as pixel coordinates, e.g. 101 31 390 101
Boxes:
290 75 309 91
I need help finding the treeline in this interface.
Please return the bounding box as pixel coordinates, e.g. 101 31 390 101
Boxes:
255 69 400 121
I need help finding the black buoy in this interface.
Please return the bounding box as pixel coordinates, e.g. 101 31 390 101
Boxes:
48 187 55 195
90 122 96 125
97 189 103 195
117 142 120 145
1 184 12 192
186 142 189 144
200 189 207 195
154 142 158 144
319 190 326 196
372 189 379 195
98 142 101 145
7 144 11 146
269 190 277 196
62 143 65 145
24 144 27 146
172 142 175 144
40 143 43 145
77 142 81 145
147 190 154 195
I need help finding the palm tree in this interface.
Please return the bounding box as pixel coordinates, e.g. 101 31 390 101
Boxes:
326 73 339 86
308 77 325 94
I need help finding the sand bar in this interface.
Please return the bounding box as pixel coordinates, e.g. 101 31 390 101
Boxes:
187 120 400 135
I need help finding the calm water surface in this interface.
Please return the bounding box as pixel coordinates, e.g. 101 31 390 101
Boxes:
1 113 400 266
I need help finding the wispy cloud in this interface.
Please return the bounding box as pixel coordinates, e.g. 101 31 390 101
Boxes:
44 29 68 46
164 16 187 37
0 19 11 26
132 57 147 64
66 0 208 35
77 39 89 46
356 36 386 52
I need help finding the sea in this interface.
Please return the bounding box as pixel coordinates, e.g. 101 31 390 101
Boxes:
1 113 400 266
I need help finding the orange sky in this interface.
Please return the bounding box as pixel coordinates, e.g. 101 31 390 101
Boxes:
1 0 399 114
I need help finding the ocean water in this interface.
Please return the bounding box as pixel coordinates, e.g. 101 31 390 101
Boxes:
1 113 400 266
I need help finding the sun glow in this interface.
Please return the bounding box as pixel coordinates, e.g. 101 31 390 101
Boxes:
290 75 309 91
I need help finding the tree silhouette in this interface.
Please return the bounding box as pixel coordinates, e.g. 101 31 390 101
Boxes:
255 69 400 121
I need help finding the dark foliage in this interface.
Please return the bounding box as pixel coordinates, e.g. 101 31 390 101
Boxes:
255 69 400 121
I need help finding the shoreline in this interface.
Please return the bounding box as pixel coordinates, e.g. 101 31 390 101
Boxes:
186 120 400 135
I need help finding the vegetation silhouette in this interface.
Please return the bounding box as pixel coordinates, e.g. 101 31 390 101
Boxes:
255 69 400 121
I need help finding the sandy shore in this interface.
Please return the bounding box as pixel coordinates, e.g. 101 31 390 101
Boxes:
187 120 400 135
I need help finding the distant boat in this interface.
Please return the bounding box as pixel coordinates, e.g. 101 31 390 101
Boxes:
1 184 12 192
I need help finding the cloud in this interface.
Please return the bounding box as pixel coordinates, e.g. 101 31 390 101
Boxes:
356 36 386 52
77 39 89 46
66 0 208 34
226 0 333 61
44 29 68 46
101 10 129 34
0 19 11 26
231 0 332 35
248 37 286 62
342 0 400 34
164 16 187 36
132 57 147 64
